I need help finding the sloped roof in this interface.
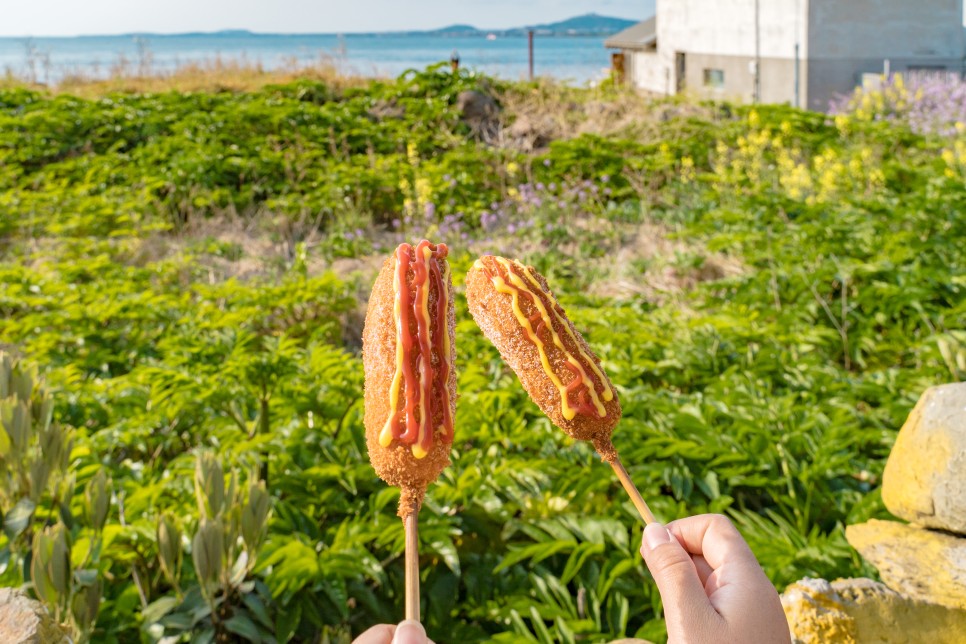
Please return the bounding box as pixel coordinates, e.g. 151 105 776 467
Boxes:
604 17 656 50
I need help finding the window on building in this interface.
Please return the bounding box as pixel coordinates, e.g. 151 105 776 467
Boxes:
703 69 725 89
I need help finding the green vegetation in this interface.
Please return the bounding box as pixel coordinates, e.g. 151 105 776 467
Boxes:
1 65 964 642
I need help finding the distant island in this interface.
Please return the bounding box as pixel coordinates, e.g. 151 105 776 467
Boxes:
107 13 643 40
423 13 640 37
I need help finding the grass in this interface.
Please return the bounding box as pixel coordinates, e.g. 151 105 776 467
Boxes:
0 63 963 642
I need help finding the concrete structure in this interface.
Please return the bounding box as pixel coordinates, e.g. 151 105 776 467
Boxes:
606 0 965 111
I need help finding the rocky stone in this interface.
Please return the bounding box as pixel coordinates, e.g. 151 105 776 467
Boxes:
504 114 554 149
0 588 70 643
456 90 499 138
882 382 966 534
846 519 966 610
782 577 966 644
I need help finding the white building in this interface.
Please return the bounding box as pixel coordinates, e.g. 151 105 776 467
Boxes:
606 0 965 110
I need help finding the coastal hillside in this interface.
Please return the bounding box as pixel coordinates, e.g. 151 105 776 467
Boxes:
425 12 640 36
0 65 963 642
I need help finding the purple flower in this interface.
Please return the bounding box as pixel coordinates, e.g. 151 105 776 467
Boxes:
601 174 610 183
832 73 966 135
543 158 552 167
425 202 436 221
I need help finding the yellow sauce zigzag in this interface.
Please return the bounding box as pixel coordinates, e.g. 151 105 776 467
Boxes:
483 257 612 419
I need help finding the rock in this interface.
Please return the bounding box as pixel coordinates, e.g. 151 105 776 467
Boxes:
846 519 966 610
781 577 966 643
367 99 405 121
882 382 966 534
504 114 555 149
0 588 70 643
456 90 499 138
456 90 498 121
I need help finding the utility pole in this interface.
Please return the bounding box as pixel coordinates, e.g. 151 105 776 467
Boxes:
794 0 800 108
754 0 761 103
528 30 535 81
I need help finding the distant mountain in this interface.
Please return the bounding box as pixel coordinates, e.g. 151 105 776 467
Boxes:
424 13 643 37
516 13 639 35
100 12 651 40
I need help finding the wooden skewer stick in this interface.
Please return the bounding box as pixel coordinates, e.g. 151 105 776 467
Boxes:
609 454 657 525
403 511 420 622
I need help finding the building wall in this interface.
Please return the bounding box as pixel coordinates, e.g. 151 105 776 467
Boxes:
657 0 806 59
808 0 963 60
806 57 964 110
652 0 807 104
628 0 964 110
679 53 801 104
806 0 964 110
629 50 670 94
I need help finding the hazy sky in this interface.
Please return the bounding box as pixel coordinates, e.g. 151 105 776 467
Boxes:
1 0 654 37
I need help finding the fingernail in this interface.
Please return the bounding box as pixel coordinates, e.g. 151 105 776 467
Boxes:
642 522 671 551
392 620 426 644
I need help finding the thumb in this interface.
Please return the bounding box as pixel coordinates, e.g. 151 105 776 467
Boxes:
391 620 427 644
640 523 717 635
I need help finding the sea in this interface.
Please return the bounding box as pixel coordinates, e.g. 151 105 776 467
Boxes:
0 32 614 85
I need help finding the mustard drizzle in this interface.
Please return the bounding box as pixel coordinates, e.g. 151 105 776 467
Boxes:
493 257 606 418
379 255 405 448
411 243 433 459
438 261 453 437
514 260 614 403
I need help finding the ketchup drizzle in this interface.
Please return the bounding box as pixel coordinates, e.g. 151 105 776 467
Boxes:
384 241 452 456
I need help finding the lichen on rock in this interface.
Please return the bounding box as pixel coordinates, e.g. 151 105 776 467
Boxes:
846 519 966 611
881 382 966 535
782 577 966 644
0 588 70 644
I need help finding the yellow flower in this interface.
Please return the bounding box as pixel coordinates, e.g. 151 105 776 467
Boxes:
680 156 696 183
506 161 520 176
834 114 850 134
415 177 432 207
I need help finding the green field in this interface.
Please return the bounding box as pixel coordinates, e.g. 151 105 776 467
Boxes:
1 66 964 642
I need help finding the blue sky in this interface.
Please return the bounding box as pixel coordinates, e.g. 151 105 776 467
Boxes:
2 0 655 37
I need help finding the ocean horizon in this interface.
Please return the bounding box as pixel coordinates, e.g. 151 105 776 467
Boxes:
0 32 615 84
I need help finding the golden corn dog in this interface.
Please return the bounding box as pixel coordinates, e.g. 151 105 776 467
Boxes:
363 240 456 515
466 255 621 461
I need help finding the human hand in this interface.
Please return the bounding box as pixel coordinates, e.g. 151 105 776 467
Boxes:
639 514 790 644
352 619 435 644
